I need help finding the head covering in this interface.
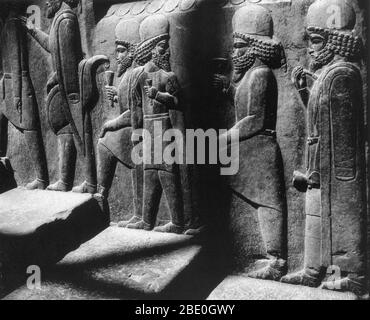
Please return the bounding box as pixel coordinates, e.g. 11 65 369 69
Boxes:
233 5 286 70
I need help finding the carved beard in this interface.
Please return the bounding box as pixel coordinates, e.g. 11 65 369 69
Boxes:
46 0 62 19
232 49 255 83
309 46 335 72
152 50 171 72
117 55 134 77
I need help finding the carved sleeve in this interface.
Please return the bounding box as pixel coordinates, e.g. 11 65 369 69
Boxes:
130 71 144 132
10 19 22 100
109 110 132 131
58 17 83 98
29 27 50 53
232 68 270 140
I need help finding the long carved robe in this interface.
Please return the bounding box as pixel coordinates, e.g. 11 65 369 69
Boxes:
308 60 366 274
0 16 39 131
229 65 286 213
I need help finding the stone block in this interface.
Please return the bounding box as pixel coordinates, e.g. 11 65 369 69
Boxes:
0 189 108 291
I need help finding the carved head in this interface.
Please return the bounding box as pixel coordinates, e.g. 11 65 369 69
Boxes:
232 5 285 82
136 14 171 71
45 0 62 18
306 0 361 71
115 19 141 77
45 0 79 19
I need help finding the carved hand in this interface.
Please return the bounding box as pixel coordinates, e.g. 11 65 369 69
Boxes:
99 120 117 139
14 97 22 113
105 86 118 102
291 66 307 91
212 75 229 93
144 86 158 99
292 170 308 193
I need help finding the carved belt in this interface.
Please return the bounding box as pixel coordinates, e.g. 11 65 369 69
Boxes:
307 136 320 145
144 113 170 121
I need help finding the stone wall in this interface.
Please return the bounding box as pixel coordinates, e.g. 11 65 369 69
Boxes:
1 0 369 278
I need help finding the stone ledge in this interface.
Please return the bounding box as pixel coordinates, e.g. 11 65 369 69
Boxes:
3 228 212 300
0 188 108 294
207 275 358 300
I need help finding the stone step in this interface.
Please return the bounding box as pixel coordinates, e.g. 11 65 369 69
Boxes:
3 227 220 300
0 188 108 295
207 275 358 300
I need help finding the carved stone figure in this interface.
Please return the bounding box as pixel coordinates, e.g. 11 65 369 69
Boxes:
126 14 185 234
281 0 367 295
97 19 144 227
215 5 287 281
0 5 49 190
25 0 108 193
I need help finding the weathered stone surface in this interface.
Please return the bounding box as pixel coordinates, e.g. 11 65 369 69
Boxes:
207 276 358 300
3 227 214 300
0 189 108 281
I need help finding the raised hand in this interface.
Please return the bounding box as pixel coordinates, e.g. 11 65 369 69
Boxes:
291 66 307 90
105 86 118 101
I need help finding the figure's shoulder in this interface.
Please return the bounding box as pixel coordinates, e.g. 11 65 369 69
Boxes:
55 9 78 25
323 61 361 81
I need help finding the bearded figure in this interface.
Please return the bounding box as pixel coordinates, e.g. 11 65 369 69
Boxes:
25 0 108 193
215 5 288 281
126 15 186 234
281 0 367 296
0 3 49 190
97 19 144 227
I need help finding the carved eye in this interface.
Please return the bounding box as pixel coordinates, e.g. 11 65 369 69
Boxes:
234 42 247 49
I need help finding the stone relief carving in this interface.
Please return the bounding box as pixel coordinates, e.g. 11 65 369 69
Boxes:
215 4 288 281
0 0 368 299
123 14 187 234
281 0 367 295
97 18 144 227
0 4 49 190
25 0 108 193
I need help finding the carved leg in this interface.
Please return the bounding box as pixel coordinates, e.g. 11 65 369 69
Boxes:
24 130 49 190
0 112 8 157
127 169 162 231
281 188 322 287
73 114 97 194
96 142 117 199
153 171 184 235
248 207 286 281
118 165 143 228
47 134 76 192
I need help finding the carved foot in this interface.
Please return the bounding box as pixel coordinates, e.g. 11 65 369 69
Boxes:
72 181 97 194
184 224 207 236
118 216 141 228
25 179 48 190
281 269 320 288
127 220 153 231
320 275 367 296
247 258 286 281
154 222 184 235
46 180 72 192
